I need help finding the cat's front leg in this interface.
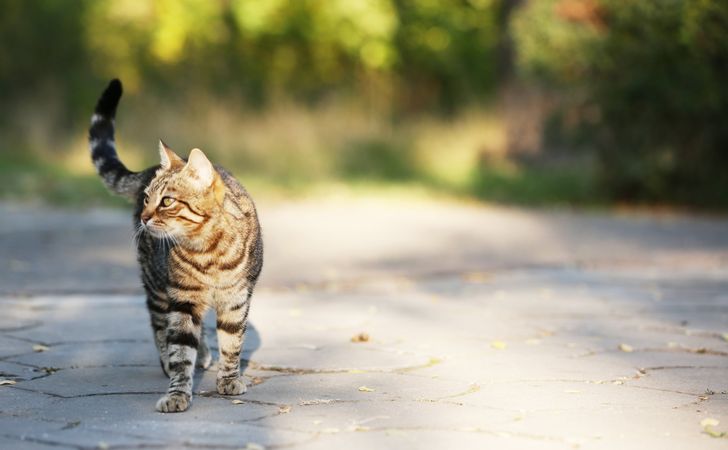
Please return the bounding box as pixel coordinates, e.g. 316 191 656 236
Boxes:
156 299 203 413
215 295 250 395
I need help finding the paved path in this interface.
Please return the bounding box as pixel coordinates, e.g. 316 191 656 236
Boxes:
2 198 728 449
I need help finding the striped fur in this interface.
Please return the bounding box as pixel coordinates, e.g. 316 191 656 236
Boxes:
89 80 263 413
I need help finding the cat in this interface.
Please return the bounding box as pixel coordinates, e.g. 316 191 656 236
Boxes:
88 79 263 412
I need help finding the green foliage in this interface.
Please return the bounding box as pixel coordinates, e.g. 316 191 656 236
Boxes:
512 0 728 207
0 0 504 115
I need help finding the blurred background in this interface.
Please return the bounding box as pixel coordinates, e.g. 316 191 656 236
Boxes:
0 0 726 209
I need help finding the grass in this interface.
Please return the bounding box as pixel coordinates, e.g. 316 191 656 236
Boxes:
0 101 605 209
0 151 603 209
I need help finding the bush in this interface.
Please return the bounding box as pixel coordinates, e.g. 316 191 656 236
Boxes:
512 0 728 207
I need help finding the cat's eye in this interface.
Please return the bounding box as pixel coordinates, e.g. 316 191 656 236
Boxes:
161 196 175 207
143 196 149 205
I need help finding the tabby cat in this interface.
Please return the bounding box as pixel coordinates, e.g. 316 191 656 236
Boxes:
89 79 263 413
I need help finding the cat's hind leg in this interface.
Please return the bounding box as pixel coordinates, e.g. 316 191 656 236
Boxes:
143 286 170 377
197 328 212 369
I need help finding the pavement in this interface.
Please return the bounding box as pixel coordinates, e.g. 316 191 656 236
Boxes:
2 197 728 449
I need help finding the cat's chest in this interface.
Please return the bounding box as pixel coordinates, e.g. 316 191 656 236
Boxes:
167 246 246 290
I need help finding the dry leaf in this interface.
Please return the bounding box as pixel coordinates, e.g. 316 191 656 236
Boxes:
0 379 17 386
278 405 292 414
32 344 49 352
251 377 264 385
490 340 507 350
462 272 490 283
721 333 728 342
246 443 266 450
232 399 245 405
351 332 370 343
618 343 634 352
358 386 375 392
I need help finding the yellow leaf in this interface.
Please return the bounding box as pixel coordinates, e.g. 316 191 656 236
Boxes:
358 386 375 392
702 418 720 428
462 272 490 283
32 344 49 352
351 332 370 343
722 333 728 342
490 340 507 350
232 399 245 405
0 379 17 386
618 343 634 352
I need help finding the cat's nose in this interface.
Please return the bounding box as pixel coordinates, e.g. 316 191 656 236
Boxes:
141 213 152 225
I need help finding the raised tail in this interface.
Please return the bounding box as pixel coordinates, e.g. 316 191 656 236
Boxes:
89 79 144 199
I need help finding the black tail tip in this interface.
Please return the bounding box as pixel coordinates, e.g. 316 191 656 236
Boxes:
94 78 124 118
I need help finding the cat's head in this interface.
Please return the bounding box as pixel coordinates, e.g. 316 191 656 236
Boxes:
139 141 224 240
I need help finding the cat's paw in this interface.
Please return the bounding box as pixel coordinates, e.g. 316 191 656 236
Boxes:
155 393 191 413
217 376 247 396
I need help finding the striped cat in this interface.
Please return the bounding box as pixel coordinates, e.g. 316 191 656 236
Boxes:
89 79 263 412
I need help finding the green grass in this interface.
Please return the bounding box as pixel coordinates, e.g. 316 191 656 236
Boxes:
468 165 604 207
0 154 129 207
0 152 605 208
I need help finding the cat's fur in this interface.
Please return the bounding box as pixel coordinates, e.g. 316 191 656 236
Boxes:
89 79 263 412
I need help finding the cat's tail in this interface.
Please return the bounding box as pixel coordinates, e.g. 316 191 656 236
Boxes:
89 79 144 199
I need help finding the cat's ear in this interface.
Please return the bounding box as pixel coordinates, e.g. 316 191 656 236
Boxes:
184 148 214 189
158 140 184 170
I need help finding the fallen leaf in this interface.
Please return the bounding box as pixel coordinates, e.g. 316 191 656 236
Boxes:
251 377 264 385
701 418 728 438
232 399 245 405
246 443 266 450
358 386 375 392
0 379 17 386
618 343 634 353
721 333 728 342
701 418 720 427
462 272 490 283
32 344 49 352
278 405 292 414
351 425 370 432
97 442 109 450
351 332 370 343
490 340 507 350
